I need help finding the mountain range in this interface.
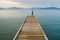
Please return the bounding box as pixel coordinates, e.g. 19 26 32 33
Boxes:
0 7 60 9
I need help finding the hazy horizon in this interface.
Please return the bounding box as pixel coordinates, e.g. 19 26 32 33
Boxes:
0 0 60 8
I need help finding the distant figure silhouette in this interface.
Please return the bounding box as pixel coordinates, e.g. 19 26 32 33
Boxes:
32 11 33 15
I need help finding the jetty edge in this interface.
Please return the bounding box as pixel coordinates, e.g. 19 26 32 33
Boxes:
13 15 48 40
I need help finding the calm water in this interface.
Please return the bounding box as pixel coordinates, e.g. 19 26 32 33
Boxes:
0 9 60 40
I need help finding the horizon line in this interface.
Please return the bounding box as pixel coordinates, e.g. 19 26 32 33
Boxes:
0 7 60 8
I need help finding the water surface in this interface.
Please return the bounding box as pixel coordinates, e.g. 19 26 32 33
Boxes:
0 9 60 40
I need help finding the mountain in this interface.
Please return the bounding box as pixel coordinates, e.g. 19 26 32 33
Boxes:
0 7 60 10
7 7 24 9
0 7 24 9
30 7 60 10
40 7 60 9
0 8 3 9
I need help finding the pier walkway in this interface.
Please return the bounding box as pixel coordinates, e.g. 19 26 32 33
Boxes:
13 16 48 40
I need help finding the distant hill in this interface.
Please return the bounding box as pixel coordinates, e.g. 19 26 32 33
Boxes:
0 7 60 10
29 7 60 10
0 7 24 9
40 7 60 9
0 8 3 9
7 7 24 9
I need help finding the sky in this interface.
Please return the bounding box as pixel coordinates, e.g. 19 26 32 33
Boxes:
0 0 60 8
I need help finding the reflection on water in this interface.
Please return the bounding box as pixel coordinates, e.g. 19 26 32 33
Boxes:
0 9 60 40
0 17 25 40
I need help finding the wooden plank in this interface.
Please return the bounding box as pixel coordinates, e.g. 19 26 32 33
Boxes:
13 16 48 40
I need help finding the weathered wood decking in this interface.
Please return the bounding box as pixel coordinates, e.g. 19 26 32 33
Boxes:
13 16 48 40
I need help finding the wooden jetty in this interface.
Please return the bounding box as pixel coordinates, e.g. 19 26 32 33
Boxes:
13 16 48 40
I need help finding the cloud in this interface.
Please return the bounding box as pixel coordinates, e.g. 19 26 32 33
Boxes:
10 0 60 8
0 0 30 8
0 0 20 8
0 0 60 8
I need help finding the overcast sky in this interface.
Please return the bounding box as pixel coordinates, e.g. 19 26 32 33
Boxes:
0 0 60 8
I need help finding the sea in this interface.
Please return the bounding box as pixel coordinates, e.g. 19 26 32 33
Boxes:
0 9 60 40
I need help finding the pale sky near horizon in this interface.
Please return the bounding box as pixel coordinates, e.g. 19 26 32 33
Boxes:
0 0 60 8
